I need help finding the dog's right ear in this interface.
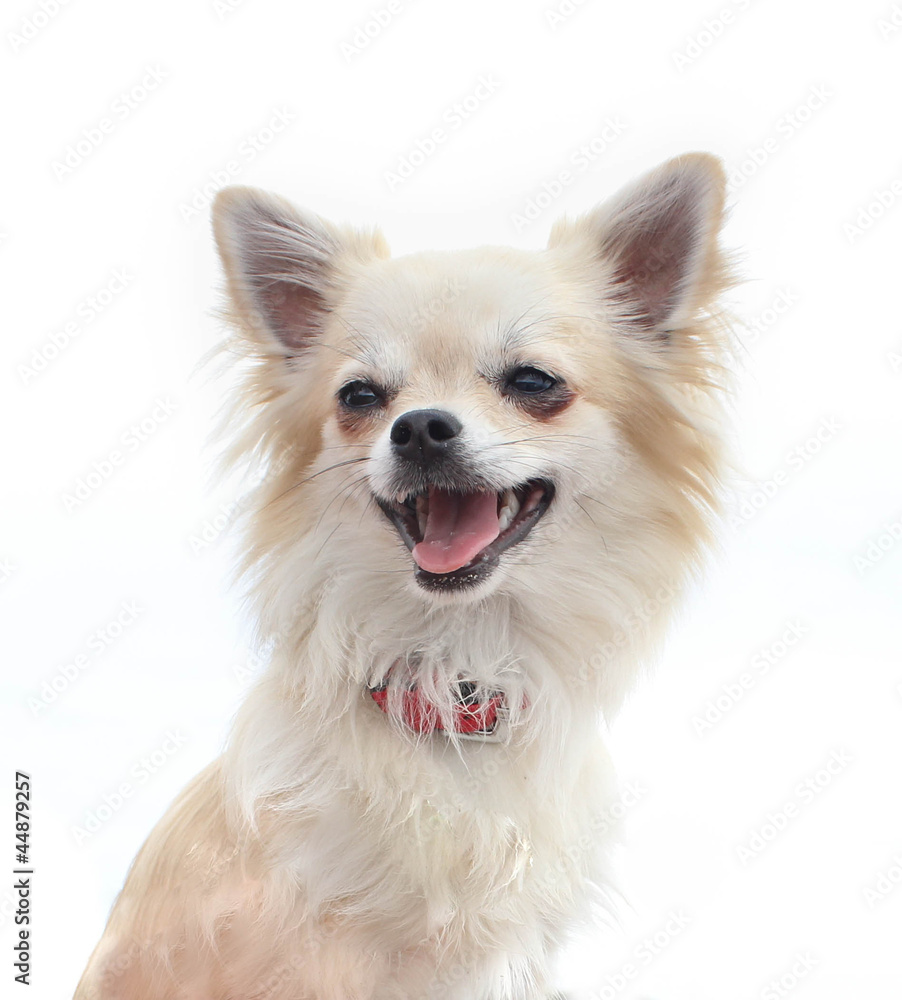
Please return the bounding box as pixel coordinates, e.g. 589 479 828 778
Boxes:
212 187 388 356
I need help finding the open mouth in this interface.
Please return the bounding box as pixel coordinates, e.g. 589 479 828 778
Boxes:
376 478 555 591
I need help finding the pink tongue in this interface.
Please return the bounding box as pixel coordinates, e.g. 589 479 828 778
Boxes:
412 487 500 574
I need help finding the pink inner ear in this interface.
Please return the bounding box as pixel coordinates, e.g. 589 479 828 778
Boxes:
258 281 327 354
610 206 698 329
601 170 710 333
220 191 338 355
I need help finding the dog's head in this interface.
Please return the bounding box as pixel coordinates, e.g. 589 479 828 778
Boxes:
212 155 731 642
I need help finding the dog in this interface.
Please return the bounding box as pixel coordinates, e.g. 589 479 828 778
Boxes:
75 152 734 1000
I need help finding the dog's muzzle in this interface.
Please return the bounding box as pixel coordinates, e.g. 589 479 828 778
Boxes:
375 408 556 591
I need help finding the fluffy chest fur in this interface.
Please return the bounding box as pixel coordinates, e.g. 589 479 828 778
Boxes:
213 590 631 997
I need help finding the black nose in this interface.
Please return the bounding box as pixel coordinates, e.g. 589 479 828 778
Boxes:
390 409 462 464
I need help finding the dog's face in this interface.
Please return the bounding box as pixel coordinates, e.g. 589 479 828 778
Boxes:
213 155 729 614
312 249 618 599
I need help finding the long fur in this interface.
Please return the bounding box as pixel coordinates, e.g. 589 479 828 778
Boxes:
75 153 735 1000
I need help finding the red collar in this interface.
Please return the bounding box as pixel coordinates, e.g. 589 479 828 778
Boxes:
369 677 506 738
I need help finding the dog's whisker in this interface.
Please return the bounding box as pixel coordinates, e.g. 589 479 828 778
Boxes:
573 498 597 529
311 473 371 534
262 457 370 511
577 492 618 513
312 521 344 561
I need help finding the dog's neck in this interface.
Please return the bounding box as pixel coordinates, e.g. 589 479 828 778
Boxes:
249 531 683 728
225 565 650 829
269 573 618 720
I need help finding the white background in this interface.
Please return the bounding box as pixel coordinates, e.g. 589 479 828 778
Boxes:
2 0 902 997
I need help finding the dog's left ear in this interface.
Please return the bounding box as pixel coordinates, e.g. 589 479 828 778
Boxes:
212 187 388 356
549 153 727 336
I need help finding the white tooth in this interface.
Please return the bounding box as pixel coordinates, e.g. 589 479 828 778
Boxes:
498 489 520 532
396 492 407 505
507 489 521 518
416 493 428 537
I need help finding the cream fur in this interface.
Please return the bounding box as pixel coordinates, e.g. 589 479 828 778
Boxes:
75 153 735 1000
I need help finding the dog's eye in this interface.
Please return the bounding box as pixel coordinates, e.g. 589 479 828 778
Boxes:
506 367 557 395
338 381 384 408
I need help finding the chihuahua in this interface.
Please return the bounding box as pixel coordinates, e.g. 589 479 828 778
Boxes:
76 153 733 1000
